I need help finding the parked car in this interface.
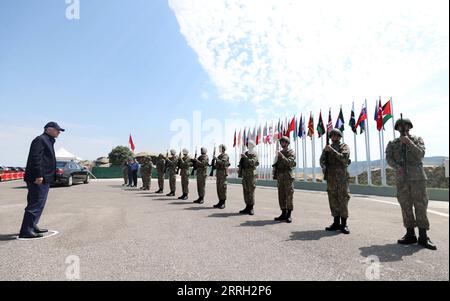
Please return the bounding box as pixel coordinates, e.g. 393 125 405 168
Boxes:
55 161 90 186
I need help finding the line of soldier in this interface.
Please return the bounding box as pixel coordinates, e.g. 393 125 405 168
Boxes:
131 116 437 251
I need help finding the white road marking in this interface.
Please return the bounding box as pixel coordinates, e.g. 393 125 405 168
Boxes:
357 198 449 218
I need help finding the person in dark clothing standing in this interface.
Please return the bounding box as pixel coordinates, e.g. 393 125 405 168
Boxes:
19 122 65 239
129 158 139 187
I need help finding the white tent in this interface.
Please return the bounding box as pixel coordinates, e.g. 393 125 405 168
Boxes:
55 147 82 162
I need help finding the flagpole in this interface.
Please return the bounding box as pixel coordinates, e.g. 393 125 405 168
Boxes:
353 131 359 184
365 99 372 186
311 112 316 182
390 97 396 139
381 128 387 186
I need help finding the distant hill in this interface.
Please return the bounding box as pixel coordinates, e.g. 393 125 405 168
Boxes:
292 156 448 177
348 156 448 176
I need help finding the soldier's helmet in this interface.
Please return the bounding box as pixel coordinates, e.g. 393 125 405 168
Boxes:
170 149 176 155
247 140 256 148
158 153 164 158
182 148 189 155
329 128 342 138
394 118 413 131
280 136 290 145
201 147 207 154
219 144 226 152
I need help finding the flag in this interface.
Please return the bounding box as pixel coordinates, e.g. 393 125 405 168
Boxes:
316 111 325 138
355 105 367 129
233 130 237 148
256 125 261 145
285 116 296 138
376 100 383 131
294 116 298 141
382 99 393 126
298 115 303 139
307 114 314 138
327 109 333 135
237 130 241 147
129 134 135 152
335 107 345 132
349 102 357 134
301 115 306 138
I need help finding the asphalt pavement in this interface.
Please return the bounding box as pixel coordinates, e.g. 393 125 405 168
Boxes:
0 178 448 281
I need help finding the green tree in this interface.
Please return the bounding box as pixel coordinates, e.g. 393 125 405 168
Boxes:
108 146 133 166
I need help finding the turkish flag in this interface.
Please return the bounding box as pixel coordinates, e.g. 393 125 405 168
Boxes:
129 134 135 152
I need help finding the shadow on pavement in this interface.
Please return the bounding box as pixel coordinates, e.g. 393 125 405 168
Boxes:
359 243 424 262
11 186 27 189
240 220 278 227
169 202 191 205
152 198 178 201
184 206 213 211
288 230 341 241
0 234 18 241
208 212 242 218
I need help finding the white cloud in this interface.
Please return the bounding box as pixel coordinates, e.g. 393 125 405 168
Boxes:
169 0 449 157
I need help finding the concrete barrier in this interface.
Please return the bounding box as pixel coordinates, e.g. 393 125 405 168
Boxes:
227 178 449 202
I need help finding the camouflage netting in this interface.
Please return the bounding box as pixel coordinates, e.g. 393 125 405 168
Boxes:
349 166 448 188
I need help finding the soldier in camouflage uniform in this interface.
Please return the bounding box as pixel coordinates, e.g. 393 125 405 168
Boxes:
122 159 129 186
320 129 351 234
213 144 231 209
165 149 178 197
155 153 166 193
273 136 296 223
239 140 259 215
178 149 192 200
193 147 209 204
137 156 153 191
386 118 436 250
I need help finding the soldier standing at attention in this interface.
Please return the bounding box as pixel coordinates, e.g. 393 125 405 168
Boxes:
213 144 231 209
178 149 192 200
273 136 296 223
166 149 178 197
193 147 209 204
139 156 153 191
155 153 165 193
239 140 259 215
319 129 351 234
386 117 436 250
122 159 129 186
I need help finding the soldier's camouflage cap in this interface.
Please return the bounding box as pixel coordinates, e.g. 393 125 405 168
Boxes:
280 136 290 145
329 128 342 137
394 118 413 130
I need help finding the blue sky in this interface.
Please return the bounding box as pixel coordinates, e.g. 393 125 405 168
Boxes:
0 0 448 166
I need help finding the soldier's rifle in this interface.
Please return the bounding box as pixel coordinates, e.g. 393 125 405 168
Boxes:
323 132 330 181
209 145 216 177
190 147 198 176
176 149 182 175
400 113 408 177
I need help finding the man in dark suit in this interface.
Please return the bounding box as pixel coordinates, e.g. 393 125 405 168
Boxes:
19 122 65 239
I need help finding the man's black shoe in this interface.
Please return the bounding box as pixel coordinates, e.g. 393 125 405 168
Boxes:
34 227 48 234
19 232 43 239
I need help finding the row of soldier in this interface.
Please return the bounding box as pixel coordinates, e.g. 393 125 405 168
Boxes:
125 117 437 251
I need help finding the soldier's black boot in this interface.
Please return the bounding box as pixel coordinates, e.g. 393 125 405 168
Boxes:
397 228 418 244
182 194 189 200
166 191 175 197
340 217 350 234
239 205 250 214
325 217 341 231
248 205 254 215
219 200 226 209
193 197 204 204
213 200 221 208
418 229 437 250
178 194 186 200
274 210 287 221
285 210 292 223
